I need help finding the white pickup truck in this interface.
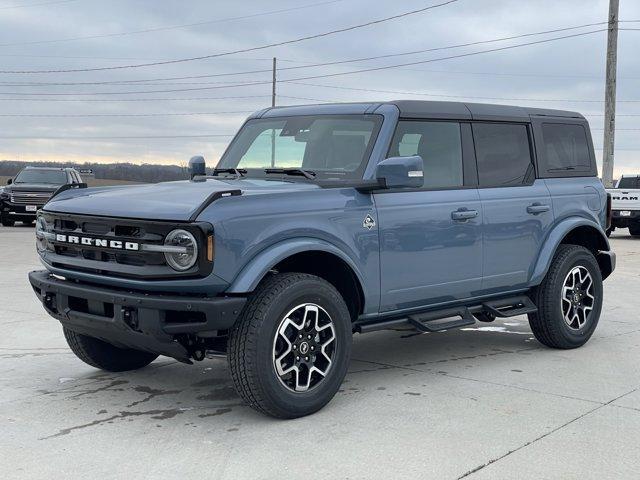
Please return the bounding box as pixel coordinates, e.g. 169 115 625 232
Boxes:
607 175 640 237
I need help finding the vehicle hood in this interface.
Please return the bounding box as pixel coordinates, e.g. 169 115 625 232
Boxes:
6 183 62 193
44 178 320 221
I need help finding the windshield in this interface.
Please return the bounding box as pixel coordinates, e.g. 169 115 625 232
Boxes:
618 177 640 189
218 115 382 180
14 169 67 184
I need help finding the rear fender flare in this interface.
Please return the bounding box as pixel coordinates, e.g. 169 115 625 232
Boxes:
530 217 610 286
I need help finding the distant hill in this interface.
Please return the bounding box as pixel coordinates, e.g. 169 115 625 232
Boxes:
0 160 190 184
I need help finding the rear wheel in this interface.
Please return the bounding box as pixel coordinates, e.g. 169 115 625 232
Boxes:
629 223 640 237
63 327 158 372
228 273 351 419
528 245 603 349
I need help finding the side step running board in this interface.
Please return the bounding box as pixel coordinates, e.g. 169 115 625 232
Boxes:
407 307 476 332
482 295 537 318
355 295 538 334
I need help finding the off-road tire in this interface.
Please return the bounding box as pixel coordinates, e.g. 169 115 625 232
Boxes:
63 327 158 372
605 227 613 238
629 223 640 237
528 245 603 349
228 273 352 419
1 217 14 227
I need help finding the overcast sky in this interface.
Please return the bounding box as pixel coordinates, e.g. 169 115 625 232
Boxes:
0 0 639 176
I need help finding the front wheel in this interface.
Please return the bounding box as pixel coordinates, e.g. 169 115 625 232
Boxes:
528 245 603 349
228 273 352 419
1 216 14 227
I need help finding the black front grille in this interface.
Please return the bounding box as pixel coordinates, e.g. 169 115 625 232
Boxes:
40 211 212 280
11 191 52 205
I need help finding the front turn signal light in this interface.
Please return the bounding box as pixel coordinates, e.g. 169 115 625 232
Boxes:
207 235 214 262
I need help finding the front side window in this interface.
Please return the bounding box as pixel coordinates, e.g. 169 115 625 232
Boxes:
218 115 382 180
541 123 591 173
14 169 67 184
473 123 533 187
389 121 463 189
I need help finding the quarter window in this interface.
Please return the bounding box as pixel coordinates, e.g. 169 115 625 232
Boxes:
473 123 533 187
541 123 591 172
389 121 463 189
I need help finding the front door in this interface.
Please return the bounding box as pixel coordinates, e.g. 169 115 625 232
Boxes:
376 120 483 313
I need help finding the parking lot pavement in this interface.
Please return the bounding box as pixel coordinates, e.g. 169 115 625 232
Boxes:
0 225 638 480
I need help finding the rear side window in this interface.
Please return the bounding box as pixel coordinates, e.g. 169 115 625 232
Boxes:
541 123 591 172
473 123 533 187
389 120 463 189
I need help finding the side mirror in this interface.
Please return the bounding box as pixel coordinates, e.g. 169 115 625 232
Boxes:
375 156 423 189
189 155 206 180
7 178 12 185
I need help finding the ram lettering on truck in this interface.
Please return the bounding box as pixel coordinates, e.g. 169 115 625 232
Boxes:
606 175 640 237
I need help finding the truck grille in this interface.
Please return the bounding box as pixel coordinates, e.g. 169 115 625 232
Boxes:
39 212 211 280
10 191 52 205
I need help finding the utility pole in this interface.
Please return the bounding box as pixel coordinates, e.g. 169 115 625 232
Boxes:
271 57 277 108
271 57 277 167
602 0 619 187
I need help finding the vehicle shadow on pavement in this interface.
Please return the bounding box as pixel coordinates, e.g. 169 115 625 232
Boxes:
36 318 542 437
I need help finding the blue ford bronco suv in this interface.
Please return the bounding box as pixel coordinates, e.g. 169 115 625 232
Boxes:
29 101 615 418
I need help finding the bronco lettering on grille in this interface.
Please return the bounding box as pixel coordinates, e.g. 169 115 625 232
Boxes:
55 234 139 251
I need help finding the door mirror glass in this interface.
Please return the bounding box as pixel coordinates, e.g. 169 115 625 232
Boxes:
6 178 12 185
375 156 424 189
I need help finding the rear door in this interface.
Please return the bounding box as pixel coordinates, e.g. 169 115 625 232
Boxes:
473 122 554 291
375 120 483 312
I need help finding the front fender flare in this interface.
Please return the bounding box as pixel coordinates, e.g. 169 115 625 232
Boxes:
227 237 365 294
530 217 611 286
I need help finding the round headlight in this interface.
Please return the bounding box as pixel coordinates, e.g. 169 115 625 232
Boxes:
164 229 198 271
35 216 48 252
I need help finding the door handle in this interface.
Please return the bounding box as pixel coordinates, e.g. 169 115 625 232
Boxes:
527 203 550 215
451 209 478 221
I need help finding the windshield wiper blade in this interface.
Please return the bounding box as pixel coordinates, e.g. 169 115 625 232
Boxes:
548 166 576 171
264 167 316 180
212 168 247 178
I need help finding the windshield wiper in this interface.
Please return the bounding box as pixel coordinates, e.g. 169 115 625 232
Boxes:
264 168 316 180
212 168 247 178
548 166 576 171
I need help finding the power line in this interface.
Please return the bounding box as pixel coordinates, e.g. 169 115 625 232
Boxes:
286 81 617 103
0 0 79 10
0 134 235 139
0 21 616 85
0 94 273 102
0 0 461 74
0 110 252 118
0 29 610 96
0 0 347 47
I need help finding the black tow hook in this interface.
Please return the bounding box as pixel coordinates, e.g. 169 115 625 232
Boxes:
122 307 139 331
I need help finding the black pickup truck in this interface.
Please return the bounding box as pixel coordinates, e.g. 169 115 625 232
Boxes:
1 167 83 226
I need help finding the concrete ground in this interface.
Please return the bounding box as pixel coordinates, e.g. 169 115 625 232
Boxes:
0 224 638 480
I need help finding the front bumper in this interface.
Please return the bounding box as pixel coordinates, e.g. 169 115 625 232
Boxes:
1 202 40 220
29 270 246 361
611 209 640 228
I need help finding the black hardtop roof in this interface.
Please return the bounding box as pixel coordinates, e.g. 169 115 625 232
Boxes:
256 100 584 122
390 100 584 121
